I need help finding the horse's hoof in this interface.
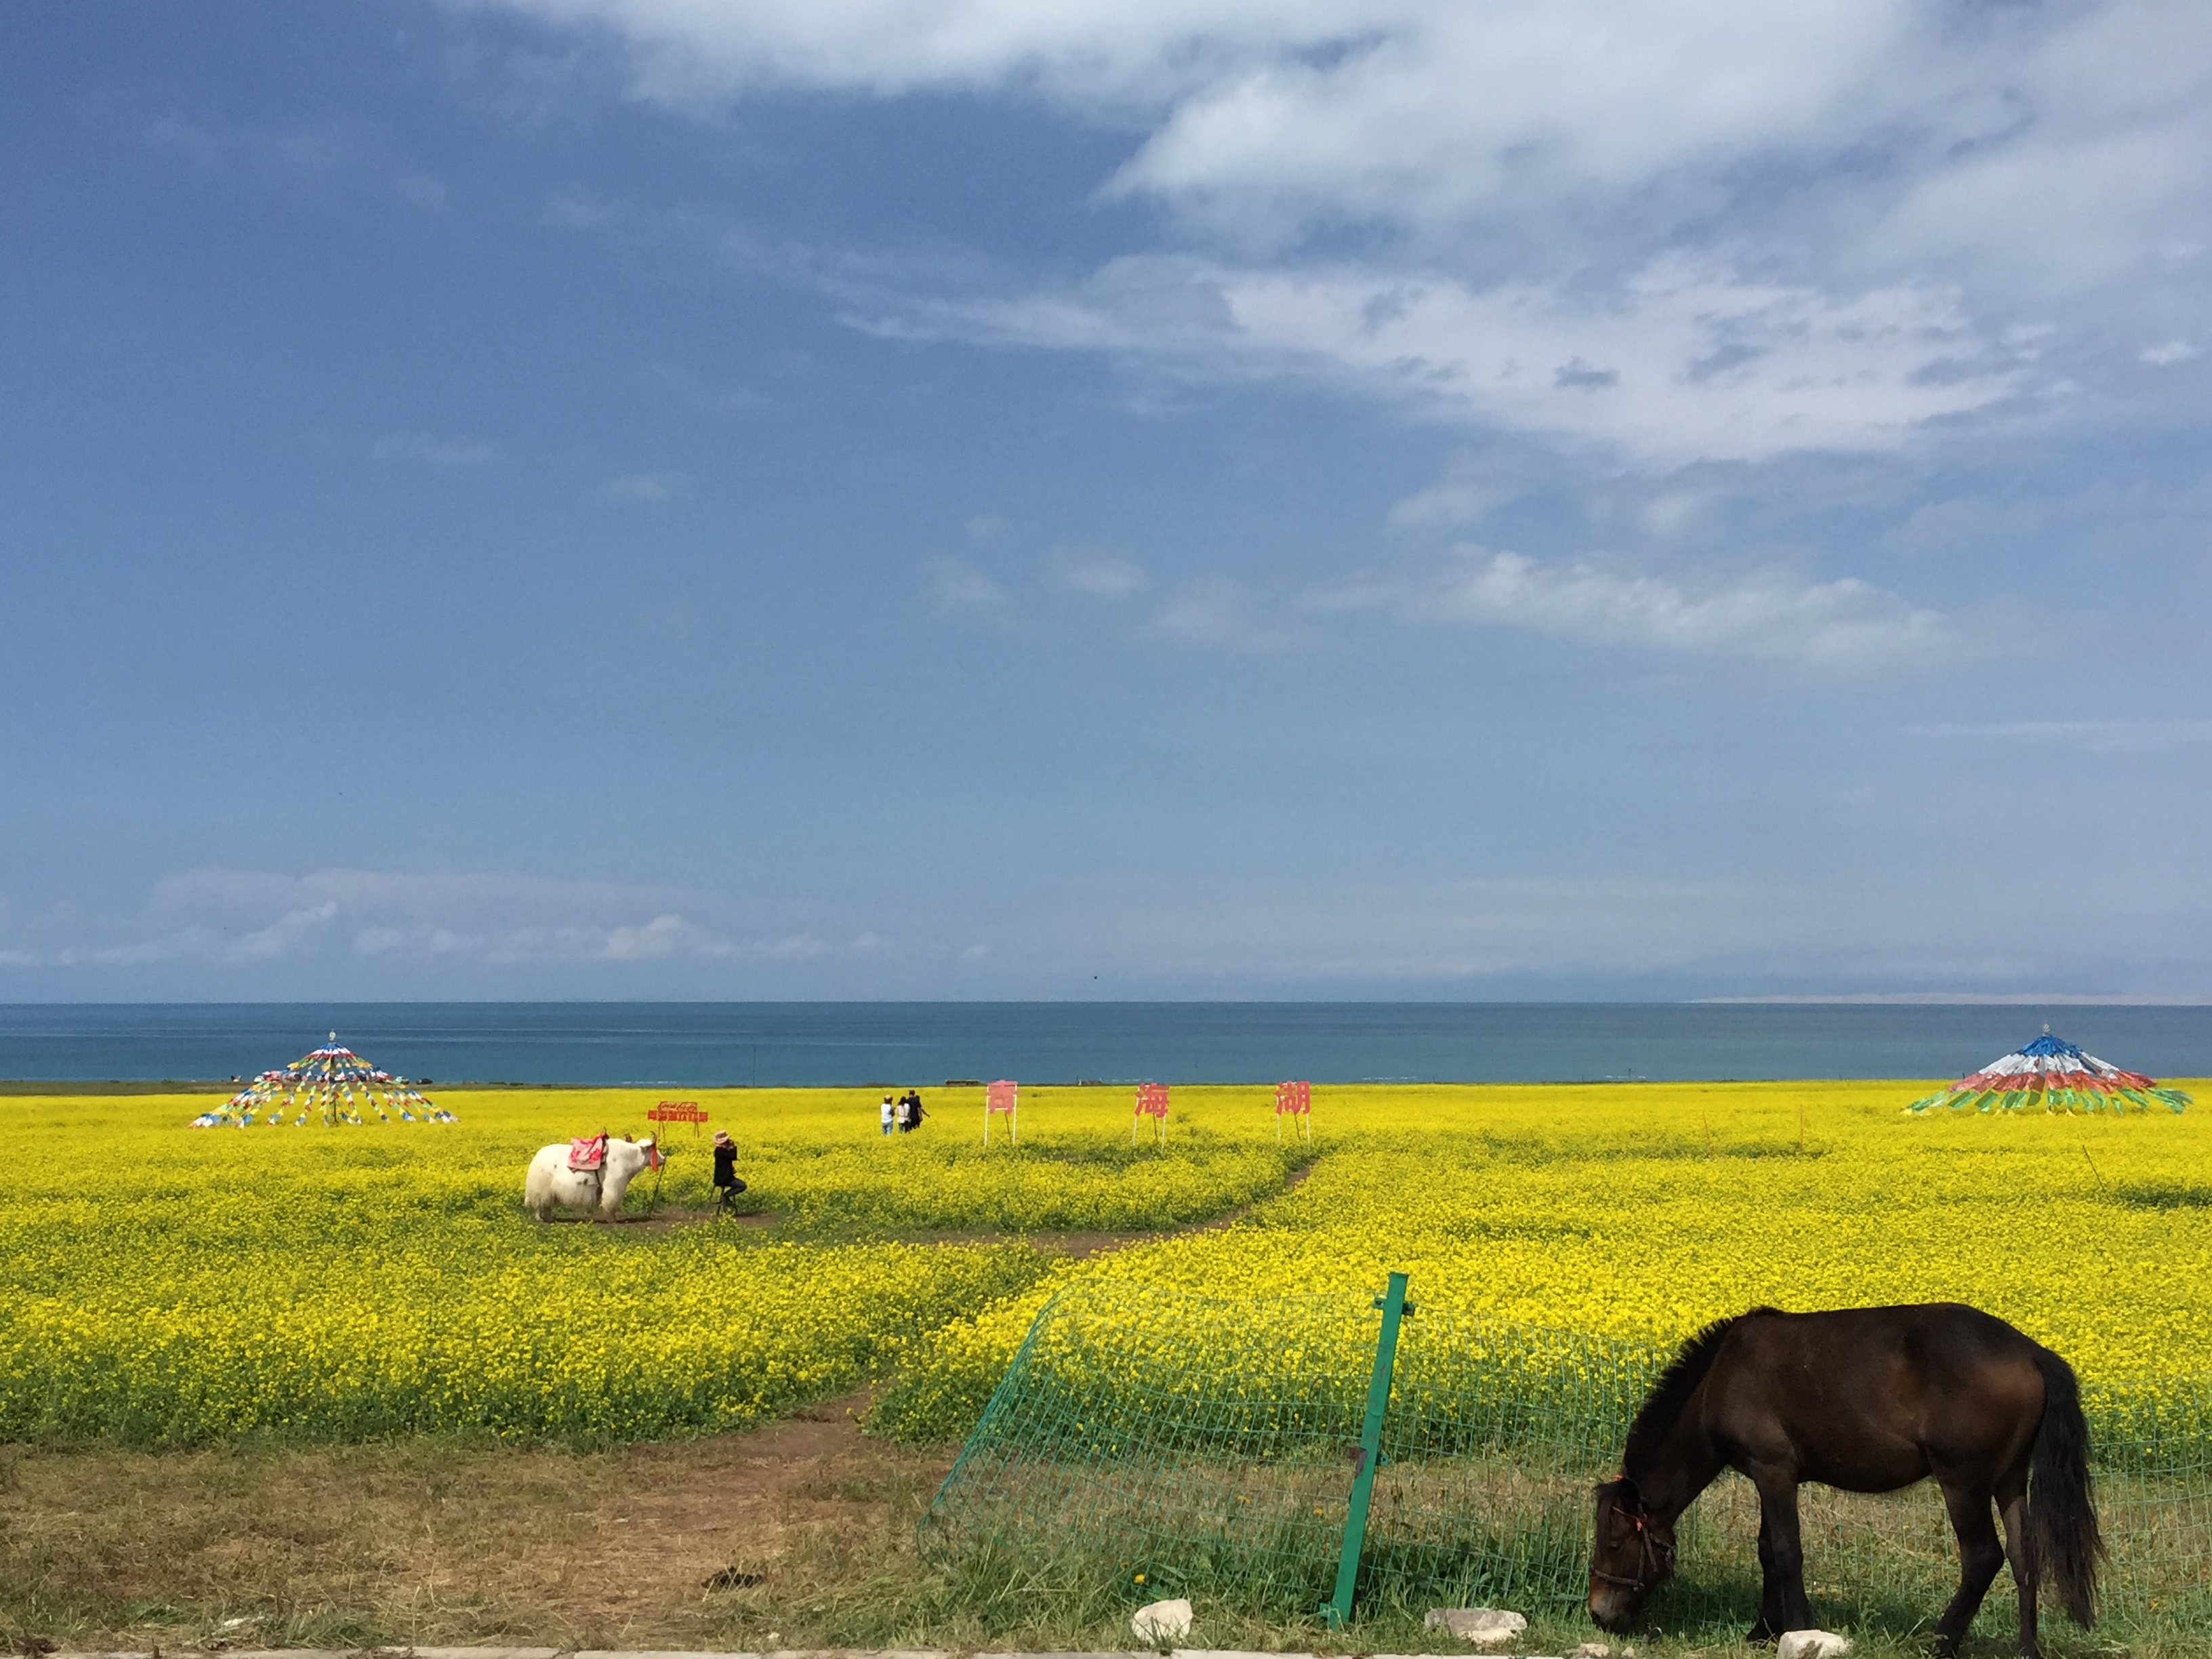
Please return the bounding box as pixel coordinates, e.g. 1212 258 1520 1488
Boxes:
1745 1626 1778 1648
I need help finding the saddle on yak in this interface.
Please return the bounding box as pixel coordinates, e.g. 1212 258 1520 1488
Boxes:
568 1132 610 1172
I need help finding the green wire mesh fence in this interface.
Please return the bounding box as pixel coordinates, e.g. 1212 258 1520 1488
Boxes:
919 1278 2212 1643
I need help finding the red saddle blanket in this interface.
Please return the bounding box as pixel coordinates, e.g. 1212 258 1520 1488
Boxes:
568 1133 609 1172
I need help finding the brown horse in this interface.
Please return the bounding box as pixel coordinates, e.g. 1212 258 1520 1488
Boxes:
1587 1304 2101 1657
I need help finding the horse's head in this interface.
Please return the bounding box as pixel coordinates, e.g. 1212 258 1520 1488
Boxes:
1588 1475 1674 1633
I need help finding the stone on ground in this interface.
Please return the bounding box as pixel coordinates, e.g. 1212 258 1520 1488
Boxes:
1425 1607 1529 1646
1778 1632 1853 1659
1132 1597 1195 1643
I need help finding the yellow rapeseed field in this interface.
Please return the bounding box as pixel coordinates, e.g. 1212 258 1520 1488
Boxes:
3 1080 2206 1446
869 1080 2212 1437
0 1084 1296 1443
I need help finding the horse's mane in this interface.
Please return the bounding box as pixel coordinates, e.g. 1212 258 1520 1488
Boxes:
1622 1306 1783 1481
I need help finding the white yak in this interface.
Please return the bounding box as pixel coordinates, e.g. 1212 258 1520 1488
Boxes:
525 1134 662 1222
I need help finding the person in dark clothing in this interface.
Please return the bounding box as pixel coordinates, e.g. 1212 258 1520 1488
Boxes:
901 1088 926 1131
711 1128 746 1212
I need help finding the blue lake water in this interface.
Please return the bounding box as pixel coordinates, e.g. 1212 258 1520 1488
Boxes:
1 1002 2209 1086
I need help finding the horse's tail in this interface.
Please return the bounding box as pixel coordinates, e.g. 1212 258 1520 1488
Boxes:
2026 1343 2103 1628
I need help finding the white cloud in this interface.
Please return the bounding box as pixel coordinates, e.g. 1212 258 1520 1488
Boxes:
605 914 715 958
1314 547 1948 668
457 0 2212 476
80 939 202 966
2142 338 2200 367
493 0 2212 331
921 557 1012 619
1884 496 2045 552
152 867 665 917
489 0 1938 193
1387 478 1513 530
234 902 340 960
893 253 2021 466
1047 547 1150 598
1147 577 1309 653
372 431 499 466
116 866 737 966
354 912 733 962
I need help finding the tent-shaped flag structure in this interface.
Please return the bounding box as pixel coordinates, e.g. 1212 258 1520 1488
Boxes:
1906 1029 2190 1115
189 1033 457 1128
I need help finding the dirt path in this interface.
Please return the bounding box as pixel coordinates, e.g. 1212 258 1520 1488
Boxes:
2 1395 952 1653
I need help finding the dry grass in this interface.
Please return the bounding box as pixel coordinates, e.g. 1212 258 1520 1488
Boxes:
0 1394 956 1654
7 1414 2207 1659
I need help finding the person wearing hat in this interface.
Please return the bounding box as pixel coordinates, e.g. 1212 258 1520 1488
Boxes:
711 1128 746 1213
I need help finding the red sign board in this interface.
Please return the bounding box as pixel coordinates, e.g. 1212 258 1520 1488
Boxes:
985 1078 1019 1146
1275 1081 1311 1115
1135 1082 1170 1119
647 1100 709 1124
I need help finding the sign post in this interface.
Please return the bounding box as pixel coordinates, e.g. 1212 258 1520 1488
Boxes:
1275 1080 1312 1145
1133 1082 1170 1147
647 1100 710 1136
985 1079 1019 1145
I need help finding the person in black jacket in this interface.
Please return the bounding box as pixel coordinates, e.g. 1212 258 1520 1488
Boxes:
711 1128 746 1213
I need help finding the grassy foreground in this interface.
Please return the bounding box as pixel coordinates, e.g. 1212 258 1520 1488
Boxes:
5 1425 2204 1659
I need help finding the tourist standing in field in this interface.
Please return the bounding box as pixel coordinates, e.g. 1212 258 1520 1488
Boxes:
880 1094 896 1136
711 1129 746 1212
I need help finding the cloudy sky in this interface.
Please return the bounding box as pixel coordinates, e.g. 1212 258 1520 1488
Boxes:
4 0 2211 1000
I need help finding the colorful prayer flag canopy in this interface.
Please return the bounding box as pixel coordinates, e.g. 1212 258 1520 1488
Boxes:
188 1033 456 1128
1906 1029 2190 1115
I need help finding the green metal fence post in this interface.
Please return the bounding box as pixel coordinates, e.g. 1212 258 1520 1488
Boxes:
1324 1269 1414 1628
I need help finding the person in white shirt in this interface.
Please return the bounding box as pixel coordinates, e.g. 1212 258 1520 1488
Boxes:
880 1095 896 1136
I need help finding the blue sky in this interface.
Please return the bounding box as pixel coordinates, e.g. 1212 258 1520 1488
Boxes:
4 0 2210 1000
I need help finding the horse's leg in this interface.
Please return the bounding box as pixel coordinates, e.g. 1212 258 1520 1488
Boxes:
1746 1467 1809 1642
1750 1501 1781 1643
1930 1476 2007 1658
1994 1464 2039 1659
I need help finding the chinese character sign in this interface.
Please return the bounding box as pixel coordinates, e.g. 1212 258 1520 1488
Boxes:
647 1099 710 1135
1134 1082 1170 1146
985 1079 1019 1145
1275 1080 1312 1144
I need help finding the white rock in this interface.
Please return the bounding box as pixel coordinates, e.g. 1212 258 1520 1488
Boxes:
1572 1645 1612 1658
1425 1607 1529 1646
1132 1597 1194 1643
1778 1632 1853 1659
